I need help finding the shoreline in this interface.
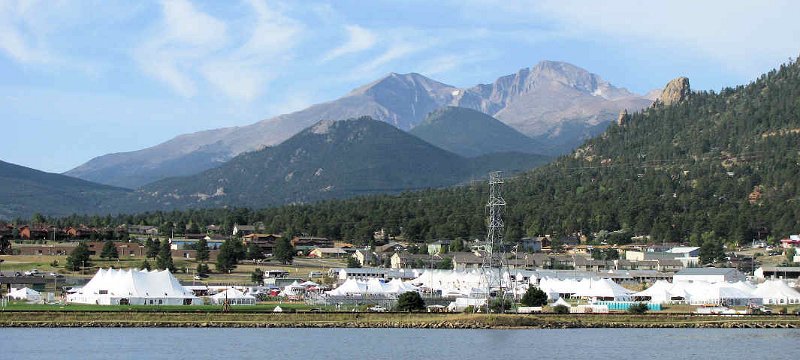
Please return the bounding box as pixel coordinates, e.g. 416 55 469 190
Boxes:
2 312 799 329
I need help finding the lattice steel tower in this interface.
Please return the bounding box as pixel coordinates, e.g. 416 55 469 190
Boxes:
480 171 506 311
485 171 506 267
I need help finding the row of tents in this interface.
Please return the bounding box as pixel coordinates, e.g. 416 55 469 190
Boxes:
325 278 419 296
632 279 800 305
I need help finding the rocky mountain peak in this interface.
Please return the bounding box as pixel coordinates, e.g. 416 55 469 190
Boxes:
657 77 691 106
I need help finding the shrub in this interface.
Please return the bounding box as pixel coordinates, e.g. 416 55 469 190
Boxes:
520 287 548 307
489 297 513 313
627 302 649 314
552 305 570 314
396 291 425 312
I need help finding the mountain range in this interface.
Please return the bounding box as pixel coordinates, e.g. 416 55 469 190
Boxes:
113 117 550 212
65 61 653 189
96 58 797 245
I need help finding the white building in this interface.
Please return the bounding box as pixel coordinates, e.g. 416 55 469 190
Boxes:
673 268 746 283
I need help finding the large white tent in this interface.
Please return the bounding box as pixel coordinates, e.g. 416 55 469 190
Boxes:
8 287 42 302
326 278 419 297
538 278 632 301
67 268 201 305
633 280 676 303
753 280 800 305
635 280 762 306
211 288 256 305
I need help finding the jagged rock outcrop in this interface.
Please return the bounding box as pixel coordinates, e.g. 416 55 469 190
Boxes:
617 109 629 126
657 77 690 106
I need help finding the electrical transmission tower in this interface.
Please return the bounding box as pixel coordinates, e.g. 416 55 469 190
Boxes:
481 171 506 312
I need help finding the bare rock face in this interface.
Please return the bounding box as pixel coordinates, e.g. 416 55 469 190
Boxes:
658 77 690 106
617 109 629 126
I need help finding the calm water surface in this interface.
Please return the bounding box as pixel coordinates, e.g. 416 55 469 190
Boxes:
2 328 798 359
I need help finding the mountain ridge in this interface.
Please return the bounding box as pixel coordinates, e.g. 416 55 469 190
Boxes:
66 61 652 188
114 116 548 212
0 160 131 220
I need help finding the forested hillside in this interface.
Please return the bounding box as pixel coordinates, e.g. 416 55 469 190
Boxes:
0 160 130 220
48 60 800 246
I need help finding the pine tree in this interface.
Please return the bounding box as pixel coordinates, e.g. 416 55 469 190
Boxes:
147 238 160 259
196 238 210 262
273 237 294 265
66 242 91 271
99 240 119 259
156 239 175 271
216 239 239 273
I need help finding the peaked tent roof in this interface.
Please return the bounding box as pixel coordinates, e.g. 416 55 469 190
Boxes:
72 268 197 298
8 287 41 301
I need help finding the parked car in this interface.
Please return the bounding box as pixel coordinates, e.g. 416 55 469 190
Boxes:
24 269 40 276
368 306 387 312
49 272 64 278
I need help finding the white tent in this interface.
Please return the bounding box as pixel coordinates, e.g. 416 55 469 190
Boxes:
553 297 571 308
8 287 42 302
572 278 633 301
633 280 675 303
326 278 420 297
279 281 306 298
211 288 256 305
753 280 800 305
66 268 201 305
539 277 632 301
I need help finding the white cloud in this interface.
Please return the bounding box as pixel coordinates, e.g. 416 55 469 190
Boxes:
321 25 377 62
360 42 423 75
418 51 492 77
0 1 55 64
135 0 227 97
200 0 304 101
137 0 304 101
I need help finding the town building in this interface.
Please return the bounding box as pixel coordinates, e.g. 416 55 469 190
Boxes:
673 268 746 283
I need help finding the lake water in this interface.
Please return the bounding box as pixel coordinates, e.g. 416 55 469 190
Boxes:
2 328 798 359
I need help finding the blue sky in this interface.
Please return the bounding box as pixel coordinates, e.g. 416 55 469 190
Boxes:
2 0 800 173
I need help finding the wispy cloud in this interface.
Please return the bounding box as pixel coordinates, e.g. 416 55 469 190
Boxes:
135 0 227 97
0 1 56 64
321 25 377 63
136 0 304 101
200 0 304 101
418 51 493 77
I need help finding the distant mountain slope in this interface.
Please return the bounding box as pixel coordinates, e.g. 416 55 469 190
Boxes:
453 61 653 153
67 61 651 188
65 73 459 189
409 107 545 157
0 160 130 219
119 117 548 211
